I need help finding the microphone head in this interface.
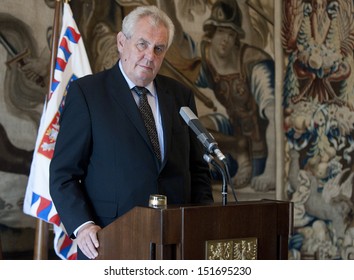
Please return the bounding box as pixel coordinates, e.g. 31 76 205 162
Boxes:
179 106 225 161
179 106 197 125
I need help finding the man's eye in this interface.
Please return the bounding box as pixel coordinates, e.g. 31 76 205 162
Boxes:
154 46 165 56
136 42 147 51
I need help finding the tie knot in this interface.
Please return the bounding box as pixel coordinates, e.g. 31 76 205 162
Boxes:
133 86 149 97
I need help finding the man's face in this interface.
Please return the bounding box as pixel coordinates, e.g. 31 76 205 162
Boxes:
211 26 237 58
117 16 169 86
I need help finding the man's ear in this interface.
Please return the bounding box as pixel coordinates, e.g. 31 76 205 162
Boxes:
117 32 125 51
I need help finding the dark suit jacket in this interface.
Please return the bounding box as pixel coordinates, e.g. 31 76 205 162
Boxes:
49 62 213 238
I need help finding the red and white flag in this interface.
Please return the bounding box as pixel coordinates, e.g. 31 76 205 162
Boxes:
23 2 92 260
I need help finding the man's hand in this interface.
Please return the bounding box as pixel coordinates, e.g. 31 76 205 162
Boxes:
76 223 102 259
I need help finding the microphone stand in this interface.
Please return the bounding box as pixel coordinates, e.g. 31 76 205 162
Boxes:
221 157 238 204
203 154 228 206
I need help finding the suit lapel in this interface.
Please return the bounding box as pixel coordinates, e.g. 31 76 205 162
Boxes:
106 63 153 151
106 64 175 169
155 77 174 168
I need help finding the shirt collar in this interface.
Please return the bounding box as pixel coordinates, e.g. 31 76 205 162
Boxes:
118 60 156 97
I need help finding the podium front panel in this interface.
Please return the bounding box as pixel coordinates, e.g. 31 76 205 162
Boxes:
181 201 291 260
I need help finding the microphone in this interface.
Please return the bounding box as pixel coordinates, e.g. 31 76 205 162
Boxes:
203 154 228 205
179 106 226 161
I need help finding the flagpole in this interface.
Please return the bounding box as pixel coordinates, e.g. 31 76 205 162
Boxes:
0 233 3 259
33 0 63 260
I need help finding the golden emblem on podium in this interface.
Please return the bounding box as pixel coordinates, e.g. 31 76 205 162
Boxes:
206 237 257 260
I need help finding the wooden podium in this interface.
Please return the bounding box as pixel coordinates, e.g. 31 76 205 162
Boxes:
97 200 293 260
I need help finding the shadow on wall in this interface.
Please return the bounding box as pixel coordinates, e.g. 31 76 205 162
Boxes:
0 224 59 260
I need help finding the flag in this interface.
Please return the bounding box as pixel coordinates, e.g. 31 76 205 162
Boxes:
23 2 92 260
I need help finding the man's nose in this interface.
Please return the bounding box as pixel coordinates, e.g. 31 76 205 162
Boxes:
144 47 156 61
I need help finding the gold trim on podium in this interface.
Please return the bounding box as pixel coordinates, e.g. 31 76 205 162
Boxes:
206 237 258 260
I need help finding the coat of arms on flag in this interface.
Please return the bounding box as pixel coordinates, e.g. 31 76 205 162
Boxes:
23 1 92 260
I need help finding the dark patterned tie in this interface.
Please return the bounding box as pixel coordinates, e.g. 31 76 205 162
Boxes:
132 86 161 161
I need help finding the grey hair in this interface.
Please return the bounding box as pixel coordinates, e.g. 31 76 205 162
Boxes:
122 5 175 49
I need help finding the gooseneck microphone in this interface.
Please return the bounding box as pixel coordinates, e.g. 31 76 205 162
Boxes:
180 106 238 204
179 106 226 161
